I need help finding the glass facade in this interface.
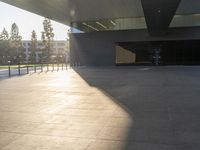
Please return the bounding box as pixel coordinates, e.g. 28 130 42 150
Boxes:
71 17 147 33
71 14 200 33
116 40 200 65
170 14 200 27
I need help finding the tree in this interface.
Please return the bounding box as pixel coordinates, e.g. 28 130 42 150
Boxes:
42 18 54 63
0 28 9 40
0 28 9 64
30 30 37 63
9 23 24 64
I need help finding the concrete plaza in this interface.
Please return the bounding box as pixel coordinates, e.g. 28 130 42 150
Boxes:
0 66 200 150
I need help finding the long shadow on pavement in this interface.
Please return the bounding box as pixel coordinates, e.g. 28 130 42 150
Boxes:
74 66 200 150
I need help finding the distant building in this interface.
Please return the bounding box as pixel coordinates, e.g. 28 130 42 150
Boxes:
22 40 69 63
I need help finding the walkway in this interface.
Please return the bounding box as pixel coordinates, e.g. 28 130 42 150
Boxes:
0 66 200 150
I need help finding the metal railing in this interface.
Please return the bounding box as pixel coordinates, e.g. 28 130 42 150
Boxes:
2 63 68 77
0 62 82 78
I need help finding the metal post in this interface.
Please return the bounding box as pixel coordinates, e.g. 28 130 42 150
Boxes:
18 63 21 75
41 64 43 72
8 65 11 77
27 66 29 74
34 64 36 73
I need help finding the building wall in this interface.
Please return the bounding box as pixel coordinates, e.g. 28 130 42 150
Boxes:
70 27 200 66
22 40 69 63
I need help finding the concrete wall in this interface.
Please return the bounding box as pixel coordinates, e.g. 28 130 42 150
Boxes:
116 46 136 64
70 27 200 66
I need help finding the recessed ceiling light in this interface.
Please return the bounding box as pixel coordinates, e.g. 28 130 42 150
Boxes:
96 21 107 29
82 22 99 31
110 20 116 26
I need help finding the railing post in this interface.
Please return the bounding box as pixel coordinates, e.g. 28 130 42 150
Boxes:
34 64 36 73
27 66 29 74
41 64 43 72
8 65 11 77
18 63 21 75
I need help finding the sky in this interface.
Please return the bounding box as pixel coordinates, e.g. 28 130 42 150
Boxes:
0 1 70 40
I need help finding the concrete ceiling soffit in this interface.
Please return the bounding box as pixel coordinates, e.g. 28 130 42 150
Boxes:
141 0 181 36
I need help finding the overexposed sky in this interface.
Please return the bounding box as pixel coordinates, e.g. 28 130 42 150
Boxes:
0 1 70 40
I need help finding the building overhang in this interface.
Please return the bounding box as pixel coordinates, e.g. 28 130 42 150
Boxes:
0 0 200 36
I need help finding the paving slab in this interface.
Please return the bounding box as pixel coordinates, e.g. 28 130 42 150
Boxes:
0 66 200 149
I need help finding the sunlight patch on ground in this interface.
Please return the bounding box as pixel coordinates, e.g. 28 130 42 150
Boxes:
0 69 134 150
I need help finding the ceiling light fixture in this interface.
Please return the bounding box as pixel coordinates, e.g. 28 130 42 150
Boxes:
110 20 116 26
96 21 107 29
192 13 200 16
82 22 99 31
